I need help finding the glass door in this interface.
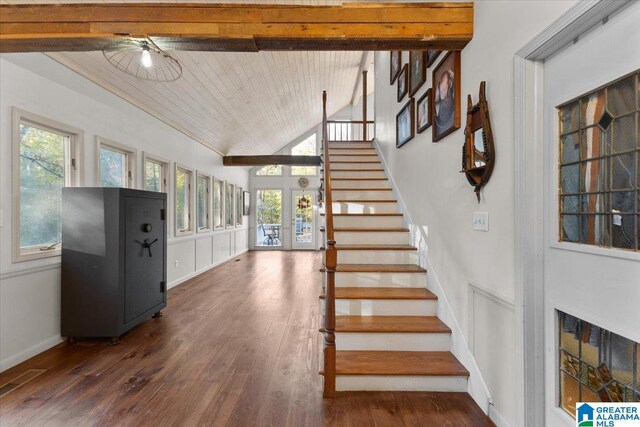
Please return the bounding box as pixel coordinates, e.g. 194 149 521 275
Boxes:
256 189 282 247
292 190 315 250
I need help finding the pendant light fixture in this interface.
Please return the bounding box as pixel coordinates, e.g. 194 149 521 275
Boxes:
103 38 182 82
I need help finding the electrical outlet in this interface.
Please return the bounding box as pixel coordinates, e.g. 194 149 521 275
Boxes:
473 212 489 232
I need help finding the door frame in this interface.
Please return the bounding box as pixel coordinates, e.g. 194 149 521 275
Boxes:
513 1 634 426
291 189 316 250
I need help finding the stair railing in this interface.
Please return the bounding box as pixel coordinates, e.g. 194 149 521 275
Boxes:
326 120 374 142
321 90 337 397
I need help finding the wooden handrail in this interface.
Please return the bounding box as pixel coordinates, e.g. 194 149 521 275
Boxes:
321 90 337 397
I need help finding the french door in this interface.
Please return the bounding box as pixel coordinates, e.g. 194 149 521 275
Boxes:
291 190 315 250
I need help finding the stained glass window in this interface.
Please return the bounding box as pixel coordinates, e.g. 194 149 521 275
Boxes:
558 71 640 250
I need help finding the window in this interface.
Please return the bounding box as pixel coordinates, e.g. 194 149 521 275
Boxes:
558 71 639 251
213 179 224 230
196 173 211 232
96 138 136 188
236 186 243 227
558 311 639 418
256 165 283 176
225 182 235 228
175 165 193 235
12 108 82 261
256 189 282 247
291 134 318 176
143 153 168 193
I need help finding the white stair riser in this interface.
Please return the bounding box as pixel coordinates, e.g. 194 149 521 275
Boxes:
330 155 379 162
331 170 386 179
331 163 383 170
331 190 394 200
333 216 403 228
335 332 449 351
336 299 436 316
336 375 468 392
332 180 390 189
332 201 398 213
328 143 373 149
336 272 426 288
337 250 418 264
329 149 377 155
334 231 410 245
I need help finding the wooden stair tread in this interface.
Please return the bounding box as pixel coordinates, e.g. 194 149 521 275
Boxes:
336 287 437 300
334 244 416 251
329 147 376 150
321 212 402 216
332 199 397 203
331 161 381 163
334 227 409 232
335 351 469 376
330 187 392 191
336 264 426 273
336 315 450 333
329 153 378 156
322 178 387 181
324 169 384 172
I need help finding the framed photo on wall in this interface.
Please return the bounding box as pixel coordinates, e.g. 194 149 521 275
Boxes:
432 51 461 142
417 88 433 134
409 51 427 97
397 64 408 102
396 98 415 148
426 50 442 68
390 51 402 84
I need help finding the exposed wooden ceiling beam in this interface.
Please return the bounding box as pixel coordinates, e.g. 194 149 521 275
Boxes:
0 2 474 53
223 155 321 166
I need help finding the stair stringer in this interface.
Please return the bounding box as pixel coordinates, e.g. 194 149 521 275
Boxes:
372 138 493 416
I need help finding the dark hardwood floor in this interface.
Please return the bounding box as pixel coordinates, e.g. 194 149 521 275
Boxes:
0 251 494 426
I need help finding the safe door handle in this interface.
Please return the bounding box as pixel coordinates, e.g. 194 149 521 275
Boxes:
135 238 159 257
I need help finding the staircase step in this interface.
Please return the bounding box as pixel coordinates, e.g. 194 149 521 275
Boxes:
336 264 426 273
331 179 390 189
335 244 415 251
327 143 374 149
329 149 377 155
335 351 469 376
336 315 450 333
334 227 407 231
334 229 409 245
335 245 417 264
336 287 436 300
328 213 403 229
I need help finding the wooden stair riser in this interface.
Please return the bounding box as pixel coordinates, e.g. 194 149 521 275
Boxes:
331 170 386 179
335 272 427 288
329 149 377 155
335 375 468 392
335 332 450 351
334 231 410 245
333 215 403 229
330 155 380 162
328 142 373 149
330 163 383 170
331 180 390 189
332 201 399 214
335 299 437 316
337 249 418 265
330 189 394 200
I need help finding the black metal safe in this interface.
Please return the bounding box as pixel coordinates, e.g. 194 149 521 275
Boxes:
61 188 167 343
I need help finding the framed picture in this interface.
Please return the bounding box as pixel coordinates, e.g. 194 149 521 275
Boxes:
432 51 461 142
409 51 427 97
417 88 432 134
243 191 250 215
390 51 402 84
426 50 442 68
397 64 408 102
396 98 415 148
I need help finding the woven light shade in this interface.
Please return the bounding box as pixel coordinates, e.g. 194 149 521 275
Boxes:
103 39 182 82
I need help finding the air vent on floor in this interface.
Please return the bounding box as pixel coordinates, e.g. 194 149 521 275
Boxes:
0 369 46 398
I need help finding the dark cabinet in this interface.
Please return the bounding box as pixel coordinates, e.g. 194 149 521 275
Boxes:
61 188 167 343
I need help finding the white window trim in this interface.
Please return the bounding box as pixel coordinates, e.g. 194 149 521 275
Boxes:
236 186 243 227
96 136 136 188
225 181 236 229
212 178 225 231
174 163 194 236
142 151 170 193
196 171 212 233
11 107 84 263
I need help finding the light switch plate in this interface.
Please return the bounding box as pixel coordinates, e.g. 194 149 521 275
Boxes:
473 212 489 232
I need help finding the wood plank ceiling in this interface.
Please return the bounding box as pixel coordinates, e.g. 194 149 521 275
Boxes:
47 50 368 155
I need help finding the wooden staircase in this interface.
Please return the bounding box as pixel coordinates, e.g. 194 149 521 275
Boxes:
319 92 469 396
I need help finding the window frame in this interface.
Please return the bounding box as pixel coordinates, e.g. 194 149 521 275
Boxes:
212 178 225 231
96 136 136 188
225 181 235 229
236 186 243 227
174 164 194 236
11 107 84 262
290 133 319 177
142 152 169 193
196 171 212 233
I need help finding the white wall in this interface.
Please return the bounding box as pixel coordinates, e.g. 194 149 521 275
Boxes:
373 1 576 425
0 53 249 371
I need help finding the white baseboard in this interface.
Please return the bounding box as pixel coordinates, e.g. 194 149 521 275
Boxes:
489 404 512 427
373 139 493 414
0 335 64 372
168 248 248 290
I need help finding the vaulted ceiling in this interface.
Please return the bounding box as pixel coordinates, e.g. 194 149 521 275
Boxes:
49 50 369 155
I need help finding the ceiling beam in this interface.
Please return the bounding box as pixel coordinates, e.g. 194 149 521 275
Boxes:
223 155 321 166
0 2 474 53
